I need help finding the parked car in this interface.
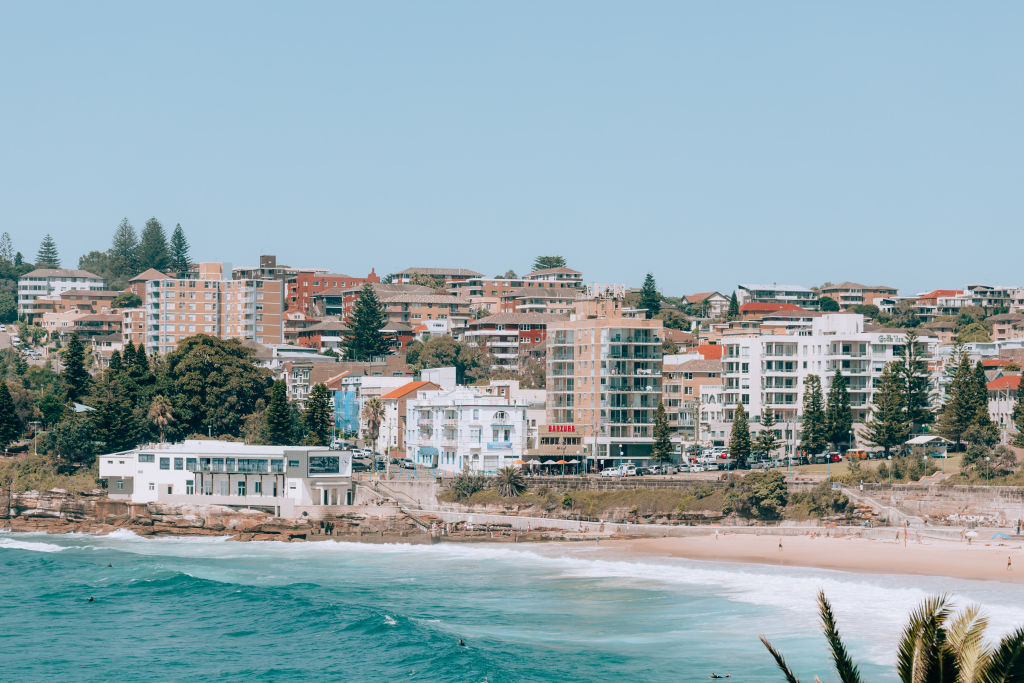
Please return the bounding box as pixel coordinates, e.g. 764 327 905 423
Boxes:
599 467 621 477
690 465 705 473
397 459 416 469
635 467 652 476
704 462 719 471
676 464 690 473
351 460 371 472
621 464 637 476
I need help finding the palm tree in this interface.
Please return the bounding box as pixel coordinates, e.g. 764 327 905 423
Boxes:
760 590 1024 682
494 466 526 497
147 395 175 443
361 398 384 452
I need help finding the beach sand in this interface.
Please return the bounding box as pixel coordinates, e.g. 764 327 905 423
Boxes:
599 532 1024 583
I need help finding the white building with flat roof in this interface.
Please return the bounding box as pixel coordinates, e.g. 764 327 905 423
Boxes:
18 268 107 320
98 440 352 517
404 387 530 474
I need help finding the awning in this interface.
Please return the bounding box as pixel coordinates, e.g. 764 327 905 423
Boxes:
418 447 439 456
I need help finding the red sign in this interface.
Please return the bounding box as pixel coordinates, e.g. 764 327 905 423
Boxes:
547 425 576 432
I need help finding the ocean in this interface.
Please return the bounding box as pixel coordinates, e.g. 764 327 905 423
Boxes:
2 531 1023 682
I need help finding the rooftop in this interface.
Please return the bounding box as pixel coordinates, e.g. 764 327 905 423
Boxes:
381 380 440 400
738 283 814 293
395 267 483 277
130 268 172 282
523 267 582 277
470 312 569 326
23 268 103 279
987 375 1022 391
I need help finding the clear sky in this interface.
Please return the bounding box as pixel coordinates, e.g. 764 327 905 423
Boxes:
1 2 1021 296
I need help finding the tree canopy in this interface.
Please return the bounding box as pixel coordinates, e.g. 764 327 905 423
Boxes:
800 374 827 454
729 401 751 468
639 273 661 318
35 234 60 268
863 362 909 456
651 401 673 463
531 256 566 271
138 217 170 272
341 284 395 361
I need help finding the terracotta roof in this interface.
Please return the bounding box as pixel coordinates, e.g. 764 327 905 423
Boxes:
677 359 722 372
470 313 569 326
60 289 121 297
23 268 102 279
381 381 440 400
686 291 724 303
987 375 1022 391
917 289 962 301
696 344 723 360
523 267 582 277
130 268 172 282
316 283 434 297
988 313 1024 323
921 321 957 330
982 358 1015 367
380 294 471 305
396 267 483 277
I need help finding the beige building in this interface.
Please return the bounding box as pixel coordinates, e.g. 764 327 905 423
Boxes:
546 298 663 470
989 313 1024 342
662 357 722 440
379 292 472 335
820 282 898 309
126 262 284 355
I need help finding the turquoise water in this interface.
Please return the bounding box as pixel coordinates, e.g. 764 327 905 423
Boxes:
2 532 1023 682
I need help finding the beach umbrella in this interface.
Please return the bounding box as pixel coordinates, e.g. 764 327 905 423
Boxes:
542 459 557 465
512 459 527 465
527 459 541 467
556 459 569 474
567 459 580 464
992 532 1011 539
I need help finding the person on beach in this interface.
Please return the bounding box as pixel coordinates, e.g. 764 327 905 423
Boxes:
778 539 783 551
1009 556 1013 571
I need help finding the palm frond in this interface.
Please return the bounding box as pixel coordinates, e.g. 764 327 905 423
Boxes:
945 605 991 683
980 626 1024 683
896 594 952 683
817 590 863 683
759 635 801 683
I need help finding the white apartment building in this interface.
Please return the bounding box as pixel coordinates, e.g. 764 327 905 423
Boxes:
17 268 107 320
987 375 1022 443
736 283 819 310
404 387 530 474
98 441 353 516
720 314 938 447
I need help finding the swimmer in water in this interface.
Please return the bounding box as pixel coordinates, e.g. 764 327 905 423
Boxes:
458 639 466 647
88 597 95 603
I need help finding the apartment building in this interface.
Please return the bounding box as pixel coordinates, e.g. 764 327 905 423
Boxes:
502 288 580 316
521 267 584 286
379 293 472 336
662 356 722 441
404 386 531 473
450 273 583 315
736 283 819 310
820 282 898 309
17 268 107 320
546 298 663 469
393 267 482 285
377 381 442 455
127 262 284 356
464 313 567 371
290 268 380 313
719 314 938 448
128 269 172 299
988 313 1024 342
310 283 432 318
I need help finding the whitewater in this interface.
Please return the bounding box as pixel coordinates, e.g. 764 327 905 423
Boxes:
2 530 1023 682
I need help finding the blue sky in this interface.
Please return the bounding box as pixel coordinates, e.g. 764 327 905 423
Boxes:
1 2 1021 296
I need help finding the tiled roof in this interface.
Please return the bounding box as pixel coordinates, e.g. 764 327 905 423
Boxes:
523 267 582 277
315 283 434 296
396 267 483 277
917 289 962 301
686 291 724 303
982 358 1015 367
470 313 569 326
60 289 121 297
677 359 722 372
380 294 471 305
381 381 440 400
987 375 1022 391
130 268 172 282
696 344 723 360
740 302 807 313
988 313 1024 323
23 268 103 279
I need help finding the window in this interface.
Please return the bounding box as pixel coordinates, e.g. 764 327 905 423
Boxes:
237 481 246 496
186 481 194 495
186 458 197 470
138 453 154 463
116 480 124 490
288 460 300 468
159 457 170 470
149 482 155 491
472 409 479 420
174 457 184 470
253 480 262 495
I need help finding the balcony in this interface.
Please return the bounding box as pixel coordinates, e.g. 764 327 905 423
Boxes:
487 441 513 450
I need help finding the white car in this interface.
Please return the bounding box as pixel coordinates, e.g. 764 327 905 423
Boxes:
690 465 705 473
599 467 621 477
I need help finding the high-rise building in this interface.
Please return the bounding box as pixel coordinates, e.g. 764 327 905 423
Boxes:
123 262 284 355
545 298 663 471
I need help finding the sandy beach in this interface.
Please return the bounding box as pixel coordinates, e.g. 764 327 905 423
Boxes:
601 532 1024 584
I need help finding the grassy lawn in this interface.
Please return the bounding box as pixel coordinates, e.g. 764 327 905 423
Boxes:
789 455 963 479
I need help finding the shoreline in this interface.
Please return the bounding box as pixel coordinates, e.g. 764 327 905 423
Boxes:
591 533 1024 584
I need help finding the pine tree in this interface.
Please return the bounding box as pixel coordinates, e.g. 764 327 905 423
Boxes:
0 381 22 449
108 350 123 371
971 361 990 426
897 330 932 434
303 383 333 446
863 362 910 457
111 218 139 278
35 234 60 268
262 380 294 445
342 284 395 361
1012 379 1024 448
169 223 191 275
62 333 90 402
755 406 779 458
800 374 828 455
0 232 13 263
138 217 170 272
824 370 853 452
639 273 661 319
123 339 136 369
727 292 740 320
938 350 975 447
91 373 141 452
729 401 751 468
531 255 566 271
651 400 674 463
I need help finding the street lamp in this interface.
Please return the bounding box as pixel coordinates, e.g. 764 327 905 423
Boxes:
923 455 928 478
887 455 892 486
986 456 991 487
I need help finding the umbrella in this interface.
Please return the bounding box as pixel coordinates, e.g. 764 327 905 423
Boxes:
992 532 1011 539
965 531 979 538
542 459 557 465
567 459 580 464
527 459 541 466
555 460 570 465
512 459 527 465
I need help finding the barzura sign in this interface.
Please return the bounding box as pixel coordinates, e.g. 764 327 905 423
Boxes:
547 425 576 432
